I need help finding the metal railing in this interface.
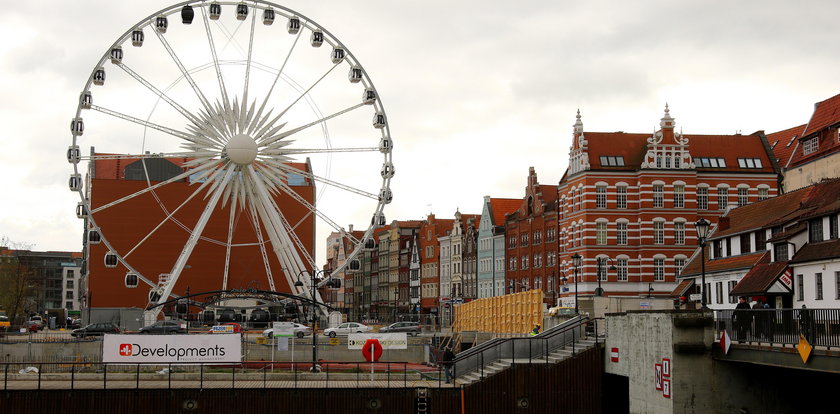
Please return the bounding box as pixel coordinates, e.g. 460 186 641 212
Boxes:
451 316 599 382
1 360 455 390
714 308 840 349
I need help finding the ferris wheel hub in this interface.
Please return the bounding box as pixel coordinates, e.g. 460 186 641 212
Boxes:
226 133 258 165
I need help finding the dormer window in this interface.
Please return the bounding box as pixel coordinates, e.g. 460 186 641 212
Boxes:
695 157 727 168
737 158 763 169
809 218 824 242
599 156 625 166
803 136 819 155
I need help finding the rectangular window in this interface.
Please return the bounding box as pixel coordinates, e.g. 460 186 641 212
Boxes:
695 157 727 168
697 187 708 210
597 258 608 281
546 228 556 242
617 258 628 281
617 222 628 245
653 184 664 208
774 243 788 262
758 187 769 200
66 280 74 289
66 302 73 310
654 221 664 245
797 274 804 301
673 185 685 208
617 186 627 209
755 230 766 251
521 234 528 247
599 156 625 166
675 258 685 276
737 158 763 169
737 188 748 207
816 273 823 300
728 281 737 304
66 291 73 299
717 187 728 210
803 136 819 155
596 186 607 209
534 253 542 268
831 215 838 240
716 282 723 304
509 258 516 271
521 256 528 270
740 233 751 254
596 222 608 245
654 258 664 281
674 222 685 245
809 218 824 242
714 240 723 258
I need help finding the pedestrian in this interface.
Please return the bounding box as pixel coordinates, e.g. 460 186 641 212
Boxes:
529 325 541 336
752 299 764 339
799 305 814 344
733 296 751 341
442 346 455 384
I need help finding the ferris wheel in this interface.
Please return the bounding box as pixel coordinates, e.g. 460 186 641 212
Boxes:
68 1 392 321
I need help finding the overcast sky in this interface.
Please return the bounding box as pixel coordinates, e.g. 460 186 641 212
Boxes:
2 0 839 260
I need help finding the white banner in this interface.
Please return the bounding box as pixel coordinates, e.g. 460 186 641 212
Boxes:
272 321 295 337
347 333 407 350
103 334 242 363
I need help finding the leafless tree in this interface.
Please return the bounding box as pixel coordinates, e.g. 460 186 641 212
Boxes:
0 236 37 325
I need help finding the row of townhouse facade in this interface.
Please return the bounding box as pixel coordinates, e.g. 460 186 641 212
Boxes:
325 104 790 320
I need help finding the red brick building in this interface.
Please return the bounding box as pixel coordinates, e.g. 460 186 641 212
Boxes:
504 167 560 305
556 107 780 303
83 154 315 309
418 214 454 317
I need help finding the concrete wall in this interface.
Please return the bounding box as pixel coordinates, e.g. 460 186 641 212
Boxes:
604 309 839 414
584 296 674 320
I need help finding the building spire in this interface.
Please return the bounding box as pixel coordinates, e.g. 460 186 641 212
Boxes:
574 109 584 135
660 103 675 130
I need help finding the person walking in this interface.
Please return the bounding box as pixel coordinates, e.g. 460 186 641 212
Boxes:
529 325 541 336
442 346 455 384
752 299 765 339
733 296 752 341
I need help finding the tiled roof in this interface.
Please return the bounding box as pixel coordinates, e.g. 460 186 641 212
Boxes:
801 92 840 137
767 222 806 243
730 259 788 296
680 251 767 278
712 189 811 239
583 131 775 173
489 198 520 226
538 185 559 204
790 239 840 263
670 279 694 297
788 93 840 168
767 124 805 168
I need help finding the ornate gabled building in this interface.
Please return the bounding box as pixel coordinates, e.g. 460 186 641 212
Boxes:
418 214 454 319
477 196 520 299
556 106 780 304
437 210 480 323
504 167 560 305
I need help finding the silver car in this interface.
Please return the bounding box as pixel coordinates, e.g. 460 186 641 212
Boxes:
262 323 311 339
323 322 372 337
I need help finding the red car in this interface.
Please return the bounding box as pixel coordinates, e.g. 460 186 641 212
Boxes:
208 322 241 333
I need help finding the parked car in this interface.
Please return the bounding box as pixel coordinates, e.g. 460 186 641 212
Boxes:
27 316 44 331
71 322 120 338
379 321 421 336
262 323 311 339
323 322 372 338
139 320 187 334
68 318 82 329
208 322 242 334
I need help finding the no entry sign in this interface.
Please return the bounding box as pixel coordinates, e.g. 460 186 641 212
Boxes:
361 339 383 362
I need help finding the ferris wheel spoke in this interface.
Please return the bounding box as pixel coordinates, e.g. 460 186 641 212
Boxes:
240 7 257 128
265 161 378 200
272 63 340 124
263 147 379 156
259 102 368 147
81 151 216 161
256 163 362 245
252 27 303 137
89 104 210 146
150 23 215 116
222 199 237 290
151 166 236 315
122 172 217 259
246 194 277 291
90 160 219 214
115 62 204 127
200 5 230 106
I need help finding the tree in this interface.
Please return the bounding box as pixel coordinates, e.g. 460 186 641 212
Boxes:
0 236 37 325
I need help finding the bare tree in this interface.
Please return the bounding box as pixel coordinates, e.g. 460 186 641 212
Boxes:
0 236 37 325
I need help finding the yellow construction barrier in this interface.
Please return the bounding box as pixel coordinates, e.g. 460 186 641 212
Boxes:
453 290 544 335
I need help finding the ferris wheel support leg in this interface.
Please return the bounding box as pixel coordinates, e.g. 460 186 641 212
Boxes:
145 167 235 323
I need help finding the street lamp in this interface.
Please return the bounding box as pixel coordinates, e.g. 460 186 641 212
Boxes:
294 269 332 373
571 254 582 314
694 218 711 309
393 287 399 323
595 257 617 297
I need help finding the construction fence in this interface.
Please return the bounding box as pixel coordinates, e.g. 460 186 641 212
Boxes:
453 290 544 335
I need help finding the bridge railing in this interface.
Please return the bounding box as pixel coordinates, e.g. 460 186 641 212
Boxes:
1 360 454 390
714 308 840 348
451 316 600 381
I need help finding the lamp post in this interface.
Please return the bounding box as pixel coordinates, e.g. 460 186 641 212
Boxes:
695 218 711 309
595 257 617 297
571 254 582 314
295 269 326 373
393 287 399 323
